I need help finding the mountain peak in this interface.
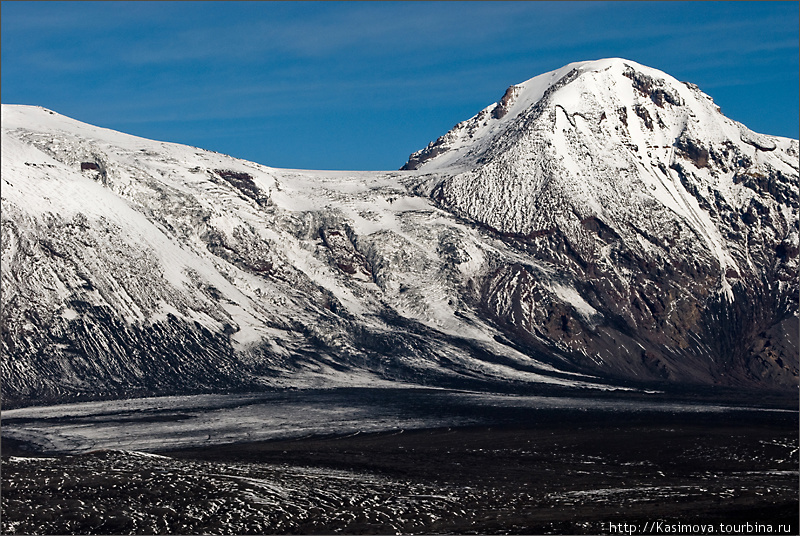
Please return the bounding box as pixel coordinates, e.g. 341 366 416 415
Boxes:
401 59 796 243
401 58 718 172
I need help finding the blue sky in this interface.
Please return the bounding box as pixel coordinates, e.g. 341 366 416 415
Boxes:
2 1 798 170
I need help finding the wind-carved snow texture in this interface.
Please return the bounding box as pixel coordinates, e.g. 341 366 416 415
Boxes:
2 58 798 407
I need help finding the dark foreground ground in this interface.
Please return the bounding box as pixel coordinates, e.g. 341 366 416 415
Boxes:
2 405 798 535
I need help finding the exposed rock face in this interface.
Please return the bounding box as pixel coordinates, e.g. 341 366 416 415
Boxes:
2 59 797 407
320 227 373 280
491 85 520 120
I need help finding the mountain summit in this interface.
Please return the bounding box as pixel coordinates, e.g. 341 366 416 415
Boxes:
2 59 797 407
402 58 798 385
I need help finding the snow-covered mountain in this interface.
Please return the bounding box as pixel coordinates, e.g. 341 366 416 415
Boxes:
2 59 797 407
403 59 798 386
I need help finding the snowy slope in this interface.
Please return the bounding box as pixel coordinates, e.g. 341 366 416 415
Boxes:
2 59 798 407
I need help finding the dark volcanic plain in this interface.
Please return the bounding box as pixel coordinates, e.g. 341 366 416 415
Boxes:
2 388 797 535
